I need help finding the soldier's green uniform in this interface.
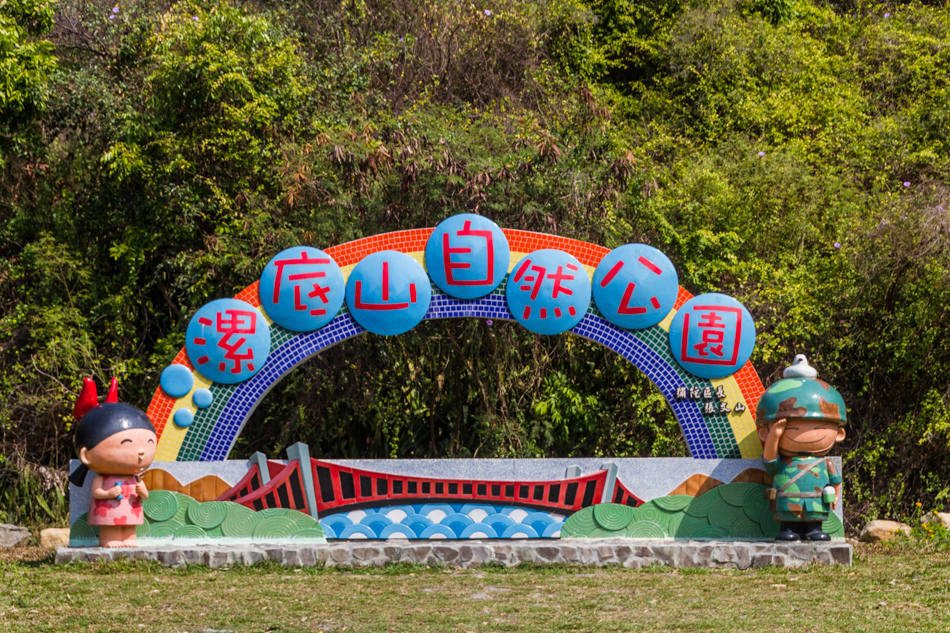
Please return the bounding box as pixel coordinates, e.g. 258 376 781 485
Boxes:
764 456 841 522
756 358 848 541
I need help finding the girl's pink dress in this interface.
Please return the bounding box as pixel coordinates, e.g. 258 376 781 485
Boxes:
88 475 145 526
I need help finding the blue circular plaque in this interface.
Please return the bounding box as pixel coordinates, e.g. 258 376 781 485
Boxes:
669 293 756 379
345 251 432 336
259 246 345 332
505 250 591 335
185 298 271 384
592 244 679 330
425 214 510 299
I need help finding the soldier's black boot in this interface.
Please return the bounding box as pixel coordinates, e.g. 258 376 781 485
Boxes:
803 521 830 541
775 523 801 541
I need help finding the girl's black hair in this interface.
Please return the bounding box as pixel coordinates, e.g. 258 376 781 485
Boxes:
69 403 156 487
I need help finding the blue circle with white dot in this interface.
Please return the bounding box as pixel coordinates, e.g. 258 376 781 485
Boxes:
173 408 195 428
192 388 214 409
160 364 194 398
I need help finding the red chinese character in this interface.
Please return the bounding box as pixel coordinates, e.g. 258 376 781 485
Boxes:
216 310 257 373
354 261 418 311
692 309 727 357
547 264 577 300
599 256 664 315
680 305 742 365
271 252 333 317
442 221 495 286
512 259 580 320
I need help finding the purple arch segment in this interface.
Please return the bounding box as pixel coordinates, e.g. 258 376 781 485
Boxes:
197 293 715 461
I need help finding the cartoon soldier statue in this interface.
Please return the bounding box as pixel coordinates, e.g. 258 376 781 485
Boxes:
756 355 847 541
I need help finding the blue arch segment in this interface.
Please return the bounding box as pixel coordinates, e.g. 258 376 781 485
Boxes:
197 290 717 460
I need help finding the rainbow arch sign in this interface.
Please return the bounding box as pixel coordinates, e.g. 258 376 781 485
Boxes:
147 217 765 463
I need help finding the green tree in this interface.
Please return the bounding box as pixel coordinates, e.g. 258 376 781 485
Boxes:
0 0 56 135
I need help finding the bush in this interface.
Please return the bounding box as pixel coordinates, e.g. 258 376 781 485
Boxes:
0 454 68 528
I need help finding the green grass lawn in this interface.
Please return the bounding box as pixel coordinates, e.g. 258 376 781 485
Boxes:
1 544 947 632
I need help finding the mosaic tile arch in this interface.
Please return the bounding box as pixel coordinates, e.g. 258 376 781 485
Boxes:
147 227 765 462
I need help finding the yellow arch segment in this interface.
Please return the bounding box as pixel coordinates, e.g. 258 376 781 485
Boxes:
710 376 762 459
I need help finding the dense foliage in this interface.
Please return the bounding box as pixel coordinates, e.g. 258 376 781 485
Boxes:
1 0 947 528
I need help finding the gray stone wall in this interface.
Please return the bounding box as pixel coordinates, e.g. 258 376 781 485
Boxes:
56 539 852 569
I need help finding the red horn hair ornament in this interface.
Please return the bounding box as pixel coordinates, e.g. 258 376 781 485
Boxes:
105 377 118 403
73 377 99 421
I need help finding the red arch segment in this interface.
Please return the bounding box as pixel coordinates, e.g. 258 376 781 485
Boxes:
612 479 645 507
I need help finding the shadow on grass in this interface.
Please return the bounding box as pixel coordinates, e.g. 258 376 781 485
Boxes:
0 546 55 569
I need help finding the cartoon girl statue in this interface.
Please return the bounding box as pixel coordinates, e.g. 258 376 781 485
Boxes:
68 377 157 547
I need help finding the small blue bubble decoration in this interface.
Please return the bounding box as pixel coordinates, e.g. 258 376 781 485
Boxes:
425 214 510 299
505 250 591 335
592 244 678 330
192 388 214 409
185 298 271 384
668 293 756 379
173 408 195 428
258 246 345 332
160 364 194 398
345 251 432 336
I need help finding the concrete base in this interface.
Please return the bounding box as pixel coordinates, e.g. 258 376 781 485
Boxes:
56 539 852 569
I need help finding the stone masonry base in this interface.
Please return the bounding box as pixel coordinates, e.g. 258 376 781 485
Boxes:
56 539 852 569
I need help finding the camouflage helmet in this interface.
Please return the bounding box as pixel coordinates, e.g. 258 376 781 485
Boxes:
755 377 847 427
